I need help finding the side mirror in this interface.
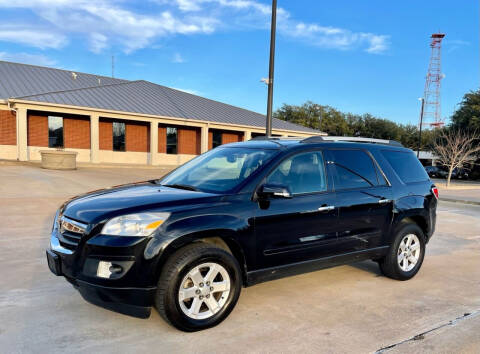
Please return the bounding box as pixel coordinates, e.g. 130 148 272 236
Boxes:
258 184 292 199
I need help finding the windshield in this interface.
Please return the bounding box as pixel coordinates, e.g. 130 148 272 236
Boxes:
160 147 278 193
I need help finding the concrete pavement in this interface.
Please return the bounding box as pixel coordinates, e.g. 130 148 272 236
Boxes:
382 311 480 353
438 188 480 205
0 164 479 353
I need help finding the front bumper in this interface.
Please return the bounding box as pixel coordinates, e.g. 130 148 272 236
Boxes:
47 232 158 318
75 279 156 318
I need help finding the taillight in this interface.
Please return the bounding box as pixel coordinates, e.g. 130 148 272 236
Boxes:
432 187 439 199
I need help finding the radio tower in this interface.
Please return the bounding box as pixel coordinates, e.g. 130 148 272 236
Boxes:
421 33 445 128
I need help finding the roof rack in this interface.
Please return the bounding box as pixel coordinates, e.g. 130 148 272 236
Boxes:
250 136 300 141
301 136 403 147
250 136 281 140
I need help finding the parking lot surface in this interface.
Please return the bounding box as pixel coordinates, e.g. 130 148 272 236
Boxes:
0 164 479 353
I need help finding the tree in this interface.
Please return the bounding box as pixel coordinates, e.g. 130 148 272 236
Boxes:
273 101 435 149
273 101 351 135
432 129 480 187
451 90 480 132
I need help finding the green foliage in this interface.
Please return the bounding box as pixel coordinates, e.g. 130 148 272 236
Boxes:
274 95 480 179
274 101 434 149
451 89 480 131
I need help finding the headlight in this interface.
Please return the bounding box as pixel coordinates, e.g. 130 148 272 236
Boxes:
101 212 170 237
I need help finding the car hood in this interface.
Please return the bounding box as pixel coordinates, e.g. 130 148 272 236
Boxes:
62 181 219 224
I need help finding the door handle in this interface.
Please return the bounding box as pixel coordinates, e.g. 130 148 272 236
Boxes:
378 198 391 204
318 205 335 212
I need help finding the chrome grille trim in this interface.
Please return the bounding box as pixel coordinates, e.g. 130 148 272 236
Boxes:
57 216 88 252
60 216 87 235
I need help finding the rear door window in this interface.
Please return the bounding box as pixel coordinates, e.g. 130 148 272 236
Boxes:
329 149 380 190
381 150 429 183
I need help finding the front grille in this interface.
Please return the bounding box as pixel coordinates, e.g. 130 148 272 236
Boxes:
57 216 88 252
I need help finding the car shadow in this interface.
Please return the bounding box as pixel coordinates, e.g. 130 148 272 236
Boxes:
349 260 383 277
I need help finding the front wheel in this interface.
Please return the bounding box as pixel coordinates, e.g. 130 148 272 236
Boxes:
155 243 242 331
379 223 426 280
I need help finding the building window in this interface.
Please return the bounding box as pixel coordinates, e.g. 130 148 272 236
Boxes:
166 127 178 154
113 122 126 151
48 116 64 148
212 131 222 148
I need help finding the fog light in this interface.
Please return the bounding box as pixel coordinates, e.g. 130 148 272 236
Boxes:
97 261 113 278
96 261 124 278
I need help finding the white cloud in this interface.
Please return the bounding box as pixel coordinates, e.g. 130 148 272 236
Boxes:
445 39 470 54
282 22 389 54
172 52 186 63
168 0 389 54
0 0 389 54
0 26 67 49
364 34 389 54
175 0 202 11
0 0 218 53
0 52 57 66
171 87 200 95
169 0 271 14
89 33 108 53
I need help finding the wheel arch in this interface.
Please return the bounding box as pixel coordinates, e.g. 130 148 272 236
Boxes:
393 194 433 242
394 215 428 241
153 231 249 286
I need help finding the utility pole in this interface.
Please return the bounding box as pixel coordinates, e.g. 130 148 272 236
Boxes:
417 97 425 158
265 0 277 137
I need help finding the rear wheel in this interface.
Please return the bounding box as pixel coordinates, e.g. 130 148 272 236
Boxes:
155 243 242 331
379 223 426 280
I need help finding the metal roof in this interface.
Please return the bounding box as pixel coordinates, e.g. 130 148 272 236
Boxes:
1 61 320 133
17 80 319 133
0 61 127 99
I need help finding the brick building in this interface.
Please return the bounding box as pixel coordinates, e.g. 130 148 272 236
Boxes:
0 61 323 165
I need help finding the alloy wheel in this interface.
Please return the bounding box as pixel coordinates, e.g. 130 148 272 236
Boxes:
178 262 231 320
397 234 421 272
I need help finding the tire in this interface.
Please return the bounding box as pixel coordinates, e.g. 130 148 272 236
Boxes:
379 223 426 281
155 243 242 331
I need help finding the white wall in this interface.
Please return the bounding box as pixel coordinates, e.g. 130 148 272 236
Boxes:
28 146 91 162
0 145 17 160
98 150 149 165
16 147 197 166
156 153 196 166
98 151 196 166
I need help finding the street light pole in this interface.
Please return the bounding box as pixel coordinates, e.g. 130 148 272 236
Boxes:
417 97 425 158
318 106 323 131
265 0 277 137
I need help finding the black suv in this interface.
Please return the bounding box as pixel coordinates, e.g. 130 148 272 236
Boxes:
46 136 438 331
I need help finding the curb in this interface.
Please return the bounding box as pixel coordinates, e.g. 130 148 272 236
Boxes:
439 197 480 206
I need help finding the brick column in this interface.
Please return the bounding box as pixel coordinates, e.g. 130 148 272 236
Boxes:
150 120 159 165
200 125 209 153
90 113 99 163
244 131 252 141
16 107 28 161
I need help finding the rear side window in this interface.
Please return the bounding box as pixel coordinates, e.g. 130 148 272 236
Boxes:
329 149 379 190
381 150 429 183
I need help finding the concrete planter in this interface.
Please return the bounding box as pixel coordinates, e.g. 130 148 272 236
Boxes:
40 150 78 170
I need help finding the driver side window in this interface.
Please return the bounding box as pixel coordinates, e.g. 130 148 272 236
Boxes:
266 151 327 195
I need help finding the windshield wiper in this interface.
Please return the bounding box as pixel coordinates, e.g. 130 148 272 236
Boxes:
162 184 200 192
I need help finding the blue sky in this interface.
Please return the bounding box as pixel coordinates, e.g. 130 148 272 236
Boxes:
0 0 477 125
